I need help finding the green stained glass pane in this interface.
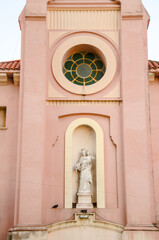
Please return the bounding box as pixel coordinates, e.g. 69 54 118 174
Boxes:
64 60 74 70
63 51 105 86
90 62 96 70
84 59 92 65
72 63 77 70
85 80 96 86
85 76 93 82
76 59 84 65
95 71 104 80
74 80 84 86
94 60 103 70
72 53 83 61
85 52 95 61
91 71 96 78
101 66 106 72
65 72 74 81
72 71 77 78
76 77 84 83
95 55 101 60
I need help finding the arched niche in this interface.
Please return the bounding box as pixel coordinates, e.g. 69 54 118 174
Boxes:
65 118 105 208
72 125 96 206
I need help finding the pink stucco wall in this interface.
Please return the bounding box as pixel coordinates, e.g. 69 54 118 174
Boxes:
0 81 19 240
149 79 159 223
0 0 159 239
43 104 126 225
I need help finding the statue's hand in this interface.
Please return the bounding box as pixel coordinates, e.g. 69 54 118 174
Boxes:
75 162 81 171
74 165 78 171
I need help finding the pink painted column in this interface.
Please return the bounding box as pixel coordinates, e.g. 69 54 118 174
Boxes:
14 1 46 225
121 0 155 225
150 82 159 223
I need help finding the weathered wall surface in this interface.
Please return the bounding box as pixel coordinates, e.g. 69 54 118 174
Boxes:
0 81 19 240
1 0 159 240
149 77 159 223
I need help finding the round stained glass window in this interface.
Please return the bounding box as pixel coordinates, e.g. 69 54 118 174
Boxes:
63 51 106 86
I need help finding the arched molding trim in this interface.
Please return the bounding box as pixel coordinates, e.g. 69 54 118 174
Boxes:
59 112 110 119
60 113 117 146
47 213 124 234
65 118 105 208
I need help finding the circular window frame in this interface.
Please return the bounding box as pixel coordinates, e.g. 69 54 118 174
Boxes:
52 34 118 95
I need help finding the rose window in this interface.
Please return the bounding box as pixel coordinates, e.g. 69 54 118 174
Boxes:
63 51 106 86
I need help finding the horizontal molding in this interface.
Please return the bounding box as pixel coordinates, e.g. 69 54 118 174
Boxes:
47 1 120 9
47 10 120 30
46 100 122 106
124 225 158 232
122 14 143 20
25 15 46 21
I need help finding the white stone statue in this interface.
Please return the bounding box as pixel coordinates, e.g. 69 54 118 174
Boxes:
75 149 95 193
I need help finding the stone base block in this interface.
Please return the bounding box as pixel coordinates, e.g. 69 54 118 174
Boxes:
122 226 159 240
8 226 47 240
7 222 159 240
76 192 93 209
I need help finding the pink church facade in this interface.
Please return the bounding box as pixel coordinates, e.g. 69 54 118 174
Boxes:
0 0 159 239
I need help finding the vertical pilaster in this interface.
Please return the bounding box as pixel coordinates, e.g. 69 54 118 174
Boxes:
121 0 154 226
14 1 46 225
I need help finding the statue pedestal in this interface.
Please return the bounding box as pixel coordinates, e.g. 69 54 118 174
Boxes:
76 192 93 209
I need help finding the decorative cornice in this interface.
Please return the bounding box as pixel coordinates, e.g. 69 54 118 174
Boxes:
47 10 120 30
0 73 20 86
0 73 8 85
46 100 122 106
47 0 120 10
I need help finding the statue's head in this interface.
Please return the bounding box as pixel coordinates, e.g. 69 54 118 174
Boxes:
86 150 90 156
81 149 86 156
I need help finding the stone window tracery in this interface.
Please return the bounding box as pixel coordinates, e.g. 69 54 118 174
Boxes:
63 51 106 86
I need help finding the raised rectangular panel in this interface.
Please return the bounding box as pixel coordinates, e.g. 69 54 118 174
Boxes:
47 10 120 30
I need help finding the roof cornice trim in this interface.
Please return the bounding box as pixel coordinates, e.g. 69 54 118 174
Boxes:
47 0 120 9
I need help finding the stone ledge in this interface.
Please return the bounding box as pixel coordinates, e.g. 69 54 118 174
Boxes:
0 127 7 130
9 226 47 232
124 224 158 231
